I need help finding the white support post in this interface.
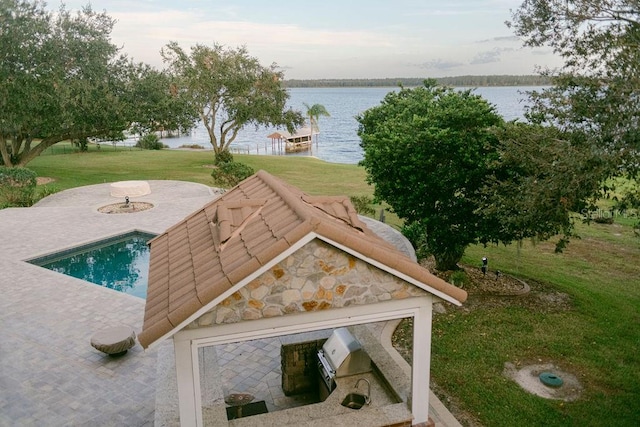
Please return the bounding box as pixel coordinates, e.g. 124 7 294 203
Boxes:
174 336 200 427
411 299 433 425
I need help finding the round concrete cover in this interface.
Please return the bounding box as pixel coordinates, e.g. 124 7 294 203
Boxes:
91 326 136 355
110 181 151 198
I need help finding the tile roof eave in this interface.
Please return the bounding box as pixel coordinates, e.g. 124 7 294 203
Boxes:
138 231 319 350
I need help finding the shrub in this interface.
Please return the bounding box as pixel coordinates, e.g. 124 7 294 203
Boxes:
594 216 614 224
211 161 254 187
449 270 469 287
349 195 376 216
214 150 234 165
33 184 60 204
136 133 164 150
0 167 37 207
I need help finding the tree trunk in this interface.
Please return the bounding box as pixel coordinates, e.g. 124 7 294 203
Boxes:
17 136 64 166
432 244 466 271
0 136 13 167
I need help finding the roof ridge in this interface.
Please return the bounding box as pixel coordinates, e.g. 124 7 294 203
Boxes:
256 170 368 234
301 194 366 232
255 170 315 222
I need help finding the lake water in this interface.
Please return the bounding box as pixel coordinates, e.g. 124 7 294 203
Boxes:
155 86 544 165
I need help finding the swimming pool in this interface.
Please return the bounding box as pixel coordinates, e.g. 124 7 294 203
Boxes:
28 231 156 298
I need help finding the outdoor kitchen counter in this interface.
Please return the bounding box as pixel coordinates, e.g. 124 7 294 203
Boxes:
213 324 414 426
226 370 412 427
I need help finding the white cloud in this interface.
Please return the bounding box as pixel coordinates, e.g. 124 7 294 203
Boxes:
477 36 521 43
470 47 515 65
69 0 562 79
110 10 398 67
417 59 466 71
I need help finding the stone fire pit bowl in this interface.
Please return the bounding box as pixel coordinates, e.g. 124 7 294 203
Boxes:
109 181 151 198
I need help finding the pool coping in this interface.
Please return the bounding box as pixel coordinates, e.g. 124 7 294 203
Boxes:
26 230 157 265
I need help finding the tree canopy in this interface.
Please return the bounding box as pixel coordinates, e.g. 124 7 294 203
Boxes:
126 64 197 138
161 42 304 156
480 122 611 250
0 0 163 166
284 75 551 88
357 80 610 270
357 81 505 270
0 0 111 166
303 103 330 140
508 0 640 179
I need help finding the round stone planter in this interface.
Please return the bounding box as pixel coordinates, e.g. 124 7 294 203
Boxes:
109 181 151 198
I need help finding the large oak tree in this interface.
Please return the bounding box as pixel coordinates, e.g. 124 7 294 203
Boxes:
126 64 197 138
480 122 612 251
2 1 119 166
0 0 186 166
357 81 610 270
161 42 304 157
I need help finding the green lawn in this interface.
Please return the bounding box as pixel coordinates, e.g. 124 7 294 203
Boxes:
31 144 371 197
432 225 640 426
27 146 640 426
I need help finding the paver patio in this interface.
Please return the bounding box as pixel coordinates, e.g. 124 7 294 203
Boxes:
0 180 460 427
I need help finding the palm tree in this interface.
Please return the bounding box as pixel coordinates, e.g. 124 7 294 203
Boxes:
303 103 330 143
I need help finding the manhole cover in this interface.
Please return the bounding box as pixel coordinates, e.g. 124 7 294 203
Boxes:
539 372 564 388
503 362 582 401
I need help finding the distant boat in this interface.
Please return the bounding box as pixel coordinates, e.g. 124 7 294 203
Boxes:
267 127 316 152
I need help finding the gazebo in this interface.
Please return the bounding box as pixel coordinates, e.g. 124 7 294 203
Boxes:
138 170 466 426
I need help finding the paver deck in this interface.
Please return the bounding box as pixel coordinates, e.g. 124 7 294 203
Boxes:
1 181 218 426
0 180 460 427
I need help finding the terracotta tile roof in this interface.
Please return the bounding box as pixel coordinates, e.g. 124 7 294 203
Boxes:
138 170 467 349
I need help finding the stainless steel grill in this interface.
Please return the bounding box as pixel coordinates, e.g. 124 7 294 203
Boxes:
316 328 371 400
317 349 336 396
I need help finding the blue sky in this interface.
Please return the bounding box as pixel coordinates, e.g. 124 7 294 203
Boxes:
58 0 561 79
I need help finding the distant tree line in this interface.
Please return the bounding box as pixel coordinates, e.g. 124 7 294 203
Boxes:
284 75 550 88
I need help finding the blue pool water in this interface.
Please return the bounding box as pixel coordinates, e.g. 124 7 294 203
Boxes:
28 231 155 298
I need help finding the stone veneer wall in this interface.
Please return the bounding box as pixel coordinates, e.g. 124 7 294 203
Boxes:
187 239 428 328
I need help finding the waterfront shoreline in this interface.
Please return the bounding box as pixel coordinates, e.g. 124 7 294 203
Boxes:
148 86 544 164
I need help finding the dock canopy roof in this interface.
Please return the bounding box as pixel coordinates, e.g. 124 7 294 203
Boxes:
138 170 467 349
267 127 313 140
